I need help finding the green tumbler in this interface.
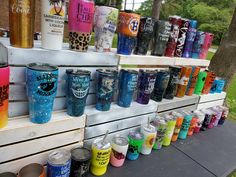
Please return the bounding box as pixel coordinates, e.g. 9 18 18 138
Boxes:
194 71 207 95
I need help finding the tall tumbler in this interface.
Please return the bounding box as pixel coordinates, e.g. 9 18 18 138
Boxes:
188 116 198 136
26 63 58 124
201 110 212 131
94 6 119 52
193 111 205 133
151 20 171 56
174 18 190 57
185 66 200 96
210 77 225 94
9 0 35 48
41 0 66 50
95 69 117 111
66 69 91 117
151 70 170 102
202 71 216 94
165 16 181 57
140 123 156 155
194 71 207 95
117 69 138 108
176 66 192 98
199 33 214 59
178 112 193 140
171 112 184 142
162 115 176 146
218 106 229 125
164 66 182 100
0 64 10 128
69 0 95 52
136 70 156 105
182 20 197 58
117 11 140 55
133 17 155 55
192 31 206 59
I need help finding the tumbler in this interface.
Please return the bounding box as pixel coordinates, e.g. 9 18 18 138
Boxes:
211 107 223 126
192 31 206 59
41 0 66 50
202 71 216 94
117 11 140 55
207 110 217 129
201 110 212 131
194 71 207 95
171 112 184 142
0 173 16 177
210 78 225 94
94 6 119 52
162 115 176 146
47 150 71 177
136 70 156 105
218 106 229 125
95 69 117 111
68 0 95 52
193 110 205 133
140 123 156 155
176 66 192 97
19 163 45 177
151 20 172 56
0 63 9 128
178 112 193 140
164 66 182 100
165 16 181 57
26 63 58 124
182 20 197 58
70 147 91 177
151 70 170 102
117 69 138 108
185 66 200 96
133 17 155 55
199 32 214 59
151 117 167 150
9 0 35 48
90 137 111 176
174 18 190 57
188 116 198 136
126 131 144 160
66 69 91 117
110 136 129 167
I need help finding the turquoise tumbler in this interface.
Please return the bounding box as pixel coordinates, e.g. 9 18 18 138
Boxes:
178 113 193 140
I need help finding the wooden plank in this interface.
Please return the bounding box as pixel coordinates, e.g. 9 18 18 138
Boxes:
0 112 85 146
85 113 156 139
157 95 199 112
0 142 83 173
0 129 84 163
198 92 227 103
9 94 96 117
197 100 225 110
158 104 198 115
0 38 118 66
174 58 210 67
85 100 158 126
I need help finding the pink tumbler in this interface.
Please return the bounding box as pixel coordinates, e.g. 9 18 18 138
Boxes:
199 32 214 59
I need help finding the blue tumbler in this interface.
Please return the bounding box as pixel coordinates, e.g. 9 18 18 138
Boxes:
178 112 193 139
26 63 58 124
210 78 225 94
96 69 117 111
192 31 206 59
66 69 91 117
118 69 138 108
117 33 137 55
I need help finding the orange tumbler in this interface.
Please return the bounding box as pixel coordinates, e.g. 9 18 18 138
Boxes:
202 71 216 94
176 66 192 97
188 117 198 136
171 112 184 142
186 67 200 96
18 163 45 177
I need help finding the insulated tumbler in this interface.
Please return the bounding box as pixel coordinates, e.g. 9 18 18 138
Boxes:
193 111 205 133
218 106 229 125
211 107 223 126
171 112 184 142
117 69 138 108
140 124 156 155
95 69 117 111
199 32 214 59
201 110 212 131
176 66 192 97
194 71 207 95
202 71 216 94
0 63 9 128
178 112 193 139
210 78 225 94
66 69 91 117
185 66 200 96
26 63 58 124
162 115 176 146
188 116 198 136
0 173 17 177
192 31 206 59
19 163 45 177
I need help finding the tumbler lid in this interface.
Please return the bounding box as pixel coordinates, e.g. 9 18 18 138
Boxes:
71 147 91 162
0 63 8 68
142 124 156 133
27 63 58 71
112 136 129 146
0 172 17 177
93 137 111 150
128 130 144 140
96 69 117 75
152 117 167 127
66 69 91 76
18 163 44 177
48 149 71 165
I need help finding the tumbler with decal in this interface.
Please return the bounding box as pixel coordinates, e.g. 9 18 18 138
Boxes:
9 0 35 48
218 106 229 125
211 107 223 126
110 136 129 167
117 11 140 55
0 63 9 128
192 31 206 59
199 33 214 59
19 163 45 177
134 17 155 55
193 110 205 133
188 116 198 136
178 112 193 140
117 69 138 108
66 69 91 117
194 71 207 95
68 0 95 52
176 66 192 97
162 115 176 146
94 6 119 52
95 69 117 111
200 109 212 131
126 131 144 160
202 71 216 94
210 78 225 94
136 70 156 105
41 0 66 50
151 20 172 56
171 112 184 142
207 109 217 129
185 66 200 96
26 63 58 124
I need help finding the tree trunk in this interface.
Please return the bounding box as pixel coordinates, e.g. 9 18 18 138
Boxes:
209 7 236 89
152 0 162 20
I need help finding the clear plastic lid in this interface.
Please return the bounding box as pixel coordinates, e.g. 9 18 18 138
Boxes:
112 136 129 146
71 147 91 162
93 137 111 150
128 130 144 140
27 63 58 71
48 149 71 165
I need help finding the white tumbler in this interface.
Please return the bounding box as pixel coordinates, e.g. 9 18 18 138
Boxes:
140 124 156 155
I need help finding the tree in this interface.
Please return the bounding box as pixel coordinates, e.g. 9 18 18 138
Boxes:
152 0 162 20
209 7 236 88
